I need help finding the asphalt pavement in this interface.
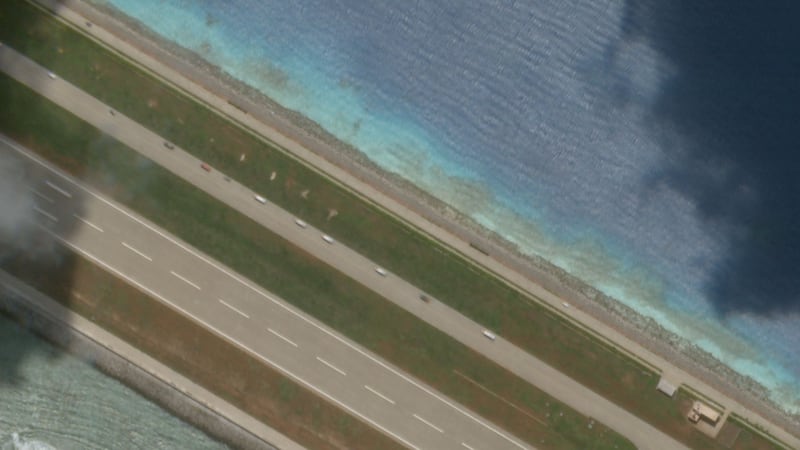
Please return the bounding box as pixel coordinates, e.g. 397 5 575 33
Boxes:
5 137 531 450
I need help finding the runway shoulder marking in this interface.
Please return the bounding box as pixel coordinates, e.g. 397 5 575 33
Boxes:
33 205 58 222
267 328 298 347
45 180 72 198
364 385 395 405
170 270 201 290
219 299 249 319
73 214 104 232
413 413 445 434
316 356 347 376
122 242 152 262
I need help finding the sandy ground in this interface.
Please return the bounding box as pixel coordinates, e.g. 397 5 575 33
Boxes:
42 0 800 445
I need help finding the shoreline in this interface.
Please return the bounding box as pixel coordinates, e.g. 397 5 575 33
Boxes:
55 0 800 440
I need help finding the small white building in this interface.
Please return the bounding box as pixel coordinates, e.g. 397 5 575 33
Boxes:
656 377 678 397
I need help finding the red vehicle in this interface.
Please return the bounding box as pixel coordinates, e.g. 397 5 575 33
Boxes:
201 162 211 172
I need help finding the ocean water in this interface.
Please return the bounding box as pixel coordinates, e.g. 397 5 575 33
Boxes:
0 313 228 450
90 0 800 413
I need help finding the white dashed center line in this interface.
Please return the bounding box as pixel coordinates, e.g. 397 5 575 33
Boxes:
33 206 58 222
219 299 249 319
45 180 72 198
316 356 347 376
73 214 104 232
170 270 201 290
31 190 54 203
122 242 152 262
414 413 445 434
364 385 395 405
267 328 298 348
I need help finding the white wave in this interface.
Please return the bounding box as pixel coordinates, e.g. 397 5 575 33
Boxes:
1 433 57 450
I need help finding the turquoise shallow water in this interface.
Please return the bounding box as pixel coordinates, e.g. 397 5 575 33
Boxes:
0 314 227 450
90 0 800 413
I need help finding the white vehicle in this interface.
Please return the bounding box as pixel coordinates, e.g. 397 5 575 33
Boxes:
375 267 388 277
47 71 57 80
254 194 267 204
321 234 334 244
482 329 497 341
294 219 308 228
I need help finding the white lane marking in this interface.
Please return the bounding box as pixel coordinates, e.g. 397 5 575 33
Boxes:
414 413 445 434
267 328 298 348
122 242 152 262
364 385 395 405
316 356 347 376
219 299 249 319
6 136 528 450
45 180 72 198
32 190 54 203
73 214 104 232
462 443 476 450
170 270 201 291
34 229 421 450
33 205 58 222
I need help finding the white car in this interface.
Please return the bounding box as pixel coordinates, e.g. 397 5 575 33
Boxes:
375 267 388 277
321 234 334 244
294 219 308 228
482 329 497 341
47 71 57 79
254 194 267 204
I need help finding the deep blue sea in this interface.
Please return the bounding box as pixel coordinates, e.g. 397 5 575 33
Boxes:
91 0 800 413
0 314 227 450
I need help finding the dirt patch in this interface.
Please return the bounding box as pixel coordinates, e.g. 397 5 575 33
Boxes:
326 208 338 221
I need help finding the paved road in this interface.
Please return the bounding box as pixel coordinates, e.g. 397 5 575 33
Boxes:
5 138 531 450
36 3 800 448
0 39 688 449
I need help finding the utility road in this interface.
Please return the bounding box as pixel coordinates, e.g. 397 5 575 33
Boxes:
0 43 689 450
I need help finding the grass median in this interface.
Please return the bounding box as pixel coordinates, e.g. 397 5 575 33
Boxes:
0 72 634 449
0 1 775 448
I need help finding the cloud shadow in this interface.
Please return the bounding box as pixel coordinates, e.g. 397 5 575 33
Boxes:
620 0 800 316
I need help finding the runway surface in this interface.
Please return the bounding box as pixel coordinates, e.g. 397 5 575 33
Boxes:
5 139 530 450
0 42 689 449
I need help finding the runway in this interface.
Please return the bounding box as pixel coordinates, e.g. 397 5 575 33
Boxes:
0 41 689 450
5 138 530 450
